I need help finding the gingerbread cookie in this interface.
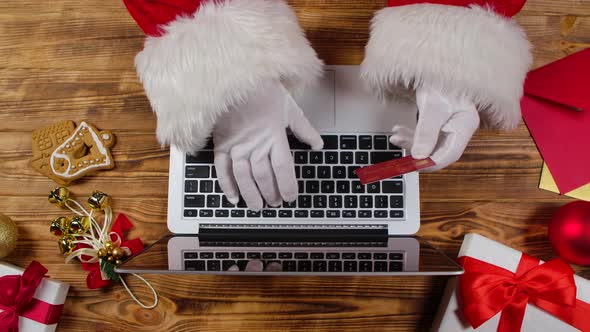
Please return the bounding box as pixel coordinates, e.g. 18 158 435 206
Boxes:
31 121 115 185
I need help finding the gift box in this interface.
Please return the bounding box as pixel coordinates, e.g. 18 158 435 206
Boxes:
0 261 69 332
433 233 590 332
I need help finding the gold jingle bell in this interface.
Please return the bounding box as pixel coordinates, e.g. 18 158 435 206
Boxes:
48 187 70 207
50 216 70 236
88 191 109 211
58 234 77 254
111 246 125 259
68 216 90 234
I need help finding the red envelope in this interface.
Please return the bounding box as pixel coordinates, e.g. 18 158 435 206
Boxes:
521 49 590 193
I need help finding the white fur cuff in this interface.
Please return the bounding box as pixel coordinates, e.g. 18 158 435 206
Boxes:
361 4 532 130
135 0 323 153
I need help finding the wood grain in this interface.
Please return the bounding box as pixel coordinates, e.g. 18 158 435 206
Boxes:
0 0 589 331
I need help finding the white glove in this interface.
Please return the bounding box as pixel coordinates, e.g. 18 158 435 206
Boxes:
390 87 480 171
213 80 323 210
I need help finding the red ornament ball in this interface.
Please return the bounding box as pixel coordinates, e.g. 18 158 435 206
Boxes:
549 201 590 266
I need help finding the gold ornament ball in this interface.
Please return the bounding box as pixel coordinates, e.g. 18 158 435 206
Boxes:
107 255 115 263
111 247 124 259
115 259 122 265
104 240 114 250
0 213 18 259
97 248 108 258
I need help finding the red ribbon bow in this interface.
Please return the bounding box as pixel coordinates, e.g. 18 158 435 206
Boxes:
458 254 590 331
78 213 144 289
0 261 64 332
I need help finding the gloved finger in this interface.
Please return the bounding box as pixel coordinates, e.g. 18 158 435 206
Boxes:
250 151 282 207
285 94 324 150
245 260 264 272
271 137 298 203
232 158 264 210
412 88 454 159
214 152 240 204
265 262 283 272
390 125 415 151
426 111 480 171
228 265 240 272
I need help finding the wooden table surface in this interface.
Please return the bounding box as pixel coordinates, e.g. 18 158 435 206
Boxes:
1 0 589 331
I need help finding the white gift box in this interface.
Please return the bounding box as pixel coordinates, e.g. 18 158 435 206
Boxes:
0 262 69 332
433 233 590 332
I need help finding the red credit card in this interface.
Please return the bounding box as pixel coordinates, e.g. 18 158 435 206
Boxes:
355 156 435 185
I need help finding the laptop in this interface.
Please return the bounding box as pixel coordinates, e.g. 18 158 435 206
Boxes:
116 66 463 276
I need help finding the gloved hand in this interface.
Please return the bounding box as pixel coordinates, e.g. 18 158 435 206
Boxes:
213 80 323 210
390 87 480 171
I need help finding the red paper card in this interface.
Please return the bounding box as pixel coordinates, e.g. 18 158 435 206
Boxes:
355 156 435 185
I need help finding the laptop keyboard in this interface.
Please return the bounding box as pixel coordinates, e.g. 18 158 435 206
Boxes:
183 134 405 220
183 250 404 272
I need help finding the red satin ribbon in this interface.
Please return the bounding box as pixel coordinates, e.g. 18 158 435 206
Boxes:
458 254 590 331
0 261 64 332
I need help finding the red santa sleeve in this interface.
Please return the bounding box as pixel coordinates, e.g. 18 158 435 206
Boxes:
360 1 533 130
123 0 323 153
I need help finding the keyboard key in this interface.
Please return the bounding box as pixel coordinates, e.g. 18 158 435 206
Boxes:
374 253 387 260
294 151 308 164
367 182 380 193
214 181 223 193
295 166 301 178
359 135 373 149
358 253 371 259
185 180 198 193
247 210 261 218
216 252 229 259
389 261 403 271
374 261 388 272
283 200 297 208
247 252 261 259
231 252 245 259
207 260 221 271
298 260 312 272
321 135 339 149
389 253 404 260
310 253 324 259
344 196 357 208
184 209 198 217
359 261 373 272
333 166 346 178
186 166 209 178
237 199 247 208
199 209 213 217
222 260 237 271
340 135 357 149
348 166 359 178
326 253 340 259
342 253 355 259
298 180 304 193
321 181 335 193
358 210 371 218
288 135 310 150
263 252 277 259
206 195 220 208
340 152 354 164
185 195 205 207
371 151 402 164
231 210 245 218
186 151 214 163
310 151 323 164
200 252 213 259
383 181 403 193
355 152 369 164
374 210 388 218
325 152 338 164
342 210 356 218
329 196 342 208
185 260 206 271
295 210 309 218
294 252 308 259
278 252 293 259
326 210 340 218
184 252 198 259
360 196 373 208
317 166 331 179
222 196 235 208
336 181 350 193
310 210 325 218
279 210 293 218
313 261 327 272
344 261 358 272
328 261 343 272
352 181 364 193
302 166 315 178
374 135 388 150
306 181 320 193
390 196 403 208
237 260 249 270
262 210 277 218
283 260 297 271
215 210 229 218
375 195 388 208
390 210 404 218
313 195 327 208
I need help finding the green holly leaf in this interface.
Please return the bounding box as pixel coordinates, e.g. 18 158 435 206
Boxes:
100 259 121 283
